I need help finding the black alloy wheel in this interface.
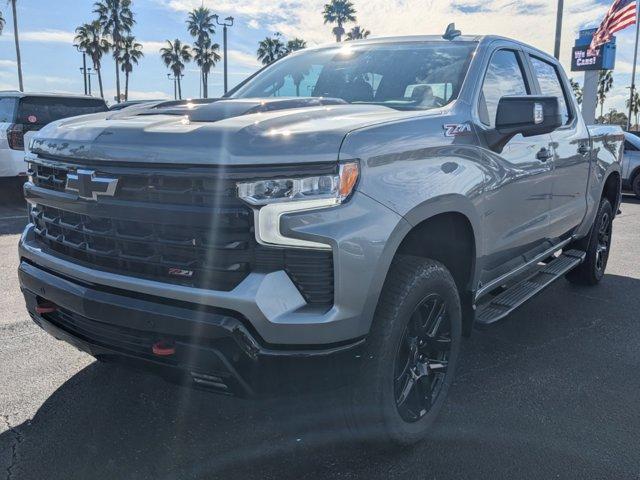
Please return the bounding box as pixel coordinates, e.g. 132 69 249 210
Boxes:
393 293 452 423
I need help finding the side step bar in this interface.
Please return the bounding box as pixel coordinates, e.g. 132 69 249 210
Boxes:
474 250 586 327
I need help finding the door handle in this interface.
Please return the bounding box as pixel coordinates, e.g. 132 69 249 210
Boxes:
536 148 553 162
577 144 590 155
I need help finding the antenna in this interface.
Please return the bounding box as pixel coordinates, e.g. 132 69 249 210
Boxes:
443 23 462 41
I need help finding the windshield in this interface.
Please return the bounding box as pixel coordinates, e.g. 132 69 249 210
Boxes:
230 42 477 110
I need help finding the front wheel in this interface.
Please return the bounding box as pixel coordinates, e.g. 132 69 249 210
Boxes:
344 256 461 445
566 198 613 286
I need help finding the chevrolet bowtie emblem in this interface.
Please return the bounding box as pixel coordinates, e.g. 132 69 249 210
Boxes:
66 169 118 201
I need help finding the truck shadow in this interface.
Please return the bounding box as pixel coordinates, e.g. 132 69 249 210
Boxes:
2 274 640 479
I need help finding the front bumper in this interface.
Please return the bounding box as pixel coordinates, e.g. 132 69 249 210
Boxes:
19 260 365 396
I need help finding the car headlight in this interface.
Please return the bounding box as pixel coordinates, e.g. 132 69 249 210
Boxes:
237 162 359 250
237 162 359 206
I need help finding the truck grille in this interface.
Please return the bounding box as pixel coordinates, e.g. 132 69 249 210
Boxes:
27 160 334 307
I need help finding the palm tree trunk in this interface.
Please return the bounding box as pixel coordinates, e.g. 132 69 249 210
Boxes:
177 76 182 100
97 68 104 99
115 59 121 102
600 102 604 120
11 0 23 91
125 71 129 101
336 21 343 42
203 72 208 98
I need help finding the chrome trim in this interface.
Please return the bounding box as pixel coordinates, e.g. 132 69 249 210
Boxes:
254 198 337 250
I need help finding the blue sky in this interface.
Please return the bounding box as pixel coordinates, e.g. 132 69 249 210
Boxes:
0 0 638 113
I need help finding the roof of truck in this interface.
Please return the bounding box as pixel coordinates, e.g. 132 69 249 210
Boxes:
297 34 556 61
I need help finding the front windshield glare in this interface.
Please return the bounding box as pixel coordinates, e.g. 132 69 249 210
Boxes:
231 42 477 110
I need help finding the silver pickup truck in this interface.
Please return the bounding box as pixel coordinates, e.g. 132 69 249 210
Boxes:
18 33 623 444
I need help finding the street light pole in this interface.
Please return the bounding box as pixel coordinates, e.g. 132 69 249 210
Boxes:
553 0 564 60
87 68 93 96
214 15 234 94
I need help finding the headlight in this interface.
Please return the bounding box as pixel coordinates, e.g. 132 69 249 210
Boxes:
237 162 359 250
237 162 359 206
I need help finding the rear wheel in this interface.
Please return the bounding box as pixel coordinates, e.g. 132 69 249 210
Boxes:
632 174 640 199
566 198 613 286
345 256 461 445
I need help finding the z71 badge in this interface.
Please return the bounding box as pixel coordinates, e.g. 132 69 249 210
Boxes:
443 123 472 137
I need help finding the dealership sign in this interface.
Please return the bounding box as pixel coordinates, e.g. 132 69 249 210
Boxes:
571 28 617 72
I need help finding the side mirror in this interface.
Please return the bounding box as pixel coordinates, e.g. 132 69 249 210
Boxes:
488 95 562 152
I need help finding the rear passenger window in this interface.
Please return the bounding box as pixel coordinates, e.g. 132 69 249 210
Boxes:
479 50 529 127
626 140 639 152
0 98 17 123
530 56 571 125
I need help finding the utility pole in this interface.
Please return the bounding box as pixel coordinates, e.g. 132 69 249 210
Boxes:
215 15 234 94
627 3 639 131
77 46 88 95
87 68 93 96
10 0 23 91
554 0 564 60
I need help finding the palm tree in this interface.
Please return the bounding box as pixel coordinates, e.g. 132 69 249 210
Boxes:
346 26 370 40
257 34 287 66
186 6 216 98
323 0 356 42
160 39 191 100
9 0 23 91
597 70 613 120
286 38 307 52
118 35 143 101
569 78 583 105
74 21 110 99
94 0 135 103
0 10 5 34
627 90 640 130
193 39 220 98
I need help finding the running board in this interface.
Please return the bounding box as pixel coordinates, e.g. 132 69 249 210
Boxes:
474 250 586 327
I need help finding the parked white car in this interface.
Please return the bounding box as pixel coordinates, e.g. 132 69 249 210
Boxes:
622 132 640 198
0 91 107 178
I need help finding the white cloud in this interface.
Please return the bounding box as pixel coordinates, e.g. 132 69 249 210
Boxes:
140 40 169 53
227 49 261 70
0 29 76 44
0 59 17 68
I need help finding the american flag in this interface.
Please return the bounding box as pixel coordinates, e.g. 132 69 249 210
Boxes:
590 0 638 49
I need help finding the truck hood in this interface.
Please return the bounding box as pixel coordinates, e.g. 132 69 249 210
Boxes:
29 98 419 166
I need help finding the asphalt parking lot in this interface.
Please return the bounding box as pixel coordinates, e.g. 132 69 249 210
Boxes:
1 186 640 480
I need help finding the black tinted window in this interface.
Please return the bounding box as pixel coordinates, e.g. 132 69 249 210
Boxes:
480 50 529 127
16 97 107 126
0 98 17 123
530 56 571 125
231 42 477 111
625 140 639 152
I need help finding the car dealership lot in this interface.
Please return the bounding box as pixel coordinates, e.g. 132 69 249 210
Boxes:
1 192 640 480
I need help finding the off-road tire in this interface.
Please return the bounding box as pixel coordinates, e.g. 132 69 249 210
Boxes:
344 256 461 445
566 198 613 286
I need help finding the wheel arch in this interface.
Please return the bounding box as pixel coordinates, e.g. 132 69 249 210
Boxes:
364 196 481 337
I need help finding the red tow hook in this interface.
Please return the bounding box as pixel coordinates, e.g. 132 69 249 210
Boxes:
152 340 176 357
35 302 58 315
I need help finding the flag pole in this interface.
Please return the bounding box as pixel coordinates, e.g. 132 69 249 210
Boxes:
627 2 640 131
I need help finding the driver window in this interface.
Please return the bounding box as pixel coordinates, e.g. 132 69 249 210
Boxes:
479 50 529 127
626 140 639 152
